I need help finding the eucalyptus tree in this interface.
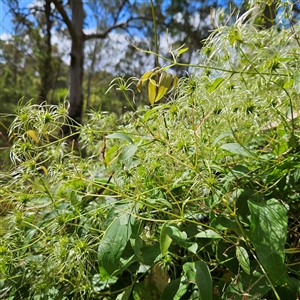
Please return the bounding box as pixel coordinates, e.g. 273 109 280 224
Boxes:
3 0 60 103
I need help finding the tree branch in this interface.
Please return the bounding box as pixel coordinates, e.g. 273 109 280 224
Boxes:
84 16 149 41
51 0 77 42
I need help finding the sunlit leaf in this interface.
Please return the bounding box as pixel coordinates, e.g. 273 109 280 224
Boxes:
207 77 225 93
283 78 294 89
172 75 179 90
249 198 288 285
195 260 213 300
98 214 132 275
236 246 250 275
27 129 39 143
119 144 138 161
155 73 174 102
195 229 222 239
220 142 254 157
137 69 154 92
148 78 157 106
39 165 48 176
160 222 172 257
106 133 133 144
176 47 189 58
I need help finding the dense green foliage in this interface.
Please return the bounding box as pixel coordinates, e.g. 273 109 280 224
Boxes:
2 3 300 299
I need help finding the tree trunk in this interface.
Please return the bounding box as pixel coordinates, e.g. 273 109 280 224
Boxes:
68 0 84 128
86 40 100 110
38 0 52 102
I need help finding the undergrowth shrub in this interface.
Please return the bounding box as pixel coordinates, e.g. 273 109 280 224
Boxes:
1 3 300 299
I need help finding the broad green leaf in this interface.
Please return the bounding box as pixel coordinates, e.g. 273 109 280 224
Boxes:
183 262 196 282
148 78 157 106
195 260 213 300
160 278 180 300
119 144 138 161
249 198 288 285
211 215 239 231
207 77 224 93
106 133 133 144
188 243 198 254
140 244 160 265
236 246 250 275
224 269 270 299
165 225 188 242
98 214 132 275
176 47 189 58
195 229 222 239
276 277 300 300
160 222 172 257
293 73 300 94
212 130 233 146
161 278 189 300
220 142 254 157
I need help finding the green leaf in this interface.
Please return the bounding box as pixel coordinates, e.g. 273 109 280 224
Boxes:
188 243 198 254
211 215 239 231
106 133 133 144
176 47 189 58
207 77 225 93
293 73 300 94
165 225 188 242
195 260 213 300
220 142 254 157
160 222 172 257
98 214 132 275
212 130 233 146
236 246 250 275
183 262 196 282
161 278 189 300
160 278 180 300
248 198 288 285
195 229 222 239
283 77 294 89
140 244 160 265
119 144 138 161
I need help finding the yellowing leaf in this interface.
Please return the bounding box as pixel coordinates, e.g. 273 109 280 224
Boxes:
27 130 39 143
148 78 157 106
207 77 225 93
176 47 188 58
155 73 173 102
172 75 179 91
40 165 48 176
137 69 155 92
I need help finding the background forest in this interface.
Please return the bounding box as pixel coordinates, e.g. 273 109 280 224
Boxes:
2 0 300 299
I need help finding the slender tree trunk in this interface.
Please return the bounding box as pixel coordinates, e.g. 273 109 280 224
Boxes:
39 0 52 102
68 0 84 127
86 40 99 110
